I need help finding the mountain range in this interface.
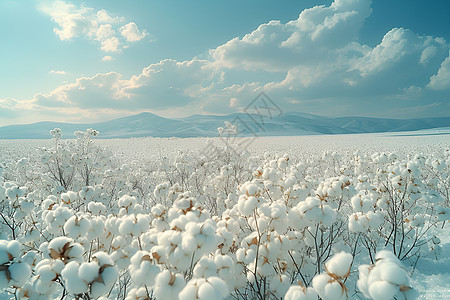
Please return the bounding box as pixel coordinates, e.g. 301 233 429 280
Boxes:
0 112 449 139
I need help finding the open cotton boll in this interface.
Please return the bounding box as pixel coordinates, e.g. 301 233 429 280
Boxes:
78 261 100 283
284 284 318 300
357 250 416 300
129 250 160 287
64 215 91 239
312 273 347 300
179 276 228 300
90 252 119 299
237 195 258 216
61 261 89 295
34 259 65 294
125 287 148 300
88 201 107 215
46 237 84 263
8 261 32 287
193 257 217 278
325 251 353 278
367 281 399 300
153 270 186 300
0 240 20 264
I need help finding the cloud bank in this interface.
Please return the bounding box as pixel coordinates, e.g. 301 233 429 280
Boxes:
4 0 450 124
39 0 148 53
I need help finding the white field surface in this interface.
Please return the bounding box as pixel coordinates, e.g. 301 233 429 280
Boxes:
0 129 449 299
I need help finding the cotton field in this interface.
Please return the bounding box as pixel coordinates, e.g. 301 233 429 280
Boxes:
0 128 449 300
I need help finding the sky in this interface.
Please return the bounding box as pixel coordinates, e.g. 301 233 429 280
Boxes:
1 0 450 125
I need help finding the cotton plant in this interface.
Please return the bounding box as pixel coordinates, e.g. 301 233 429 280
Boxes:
311 251 353 300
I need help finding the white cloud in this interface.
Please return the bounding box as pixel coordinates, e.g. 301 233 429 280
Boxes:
428 51 450 90
120 22 148 42
102 56 113 61
100 37 121 52
49 70 67 75
39 0 148 53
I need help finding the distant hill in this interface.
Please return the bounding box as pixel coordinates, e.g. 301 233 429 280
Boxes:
0 112 449 139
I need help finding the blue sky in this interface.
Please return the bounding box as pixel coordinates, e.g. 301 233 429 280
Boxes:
1 0 450 125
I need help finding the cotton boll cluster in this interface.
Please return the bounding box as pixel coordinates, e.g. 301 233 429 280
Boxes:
32 259 64 295
118 214 149 237
315 176 352 208
284 282 317 300
348 211 383 233
42 204 73 234
153 270 186 300
289 196 337 229
312 252 353 300
181 219 218 255
0 240 31 289
118 195 144 215
237 182 266 216
58 251 115 298
357 250 418 300
179 276 228 300
128 251 160 287
88 201 107 215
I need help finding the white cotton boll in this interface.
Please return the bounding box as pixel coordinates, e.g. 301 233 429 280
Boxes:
357 265 370 297
284 285 318 300
47 237 84 262
90 253 119 299
348 213 364 233
198 280 217 299
78 261 100 283
311 273 329 297
379 262 408 285
238 195 258 216
312 273 347 300
193 257 217 278
6 240 21 260
61 261 88 295
64 215 90 239
178 282 197 300
205 277 229 299
88 201 106 215
368 281 399 300
374 250 398 262
323 280 347 300
270 274 290 298
325 251 353 278
153 270 185 300
8 261 31 287
125 287 148 300
129 251 160 286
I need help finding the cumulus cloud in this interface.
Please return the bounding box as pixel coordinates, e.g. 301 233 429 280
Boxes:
4 0 448 124
120 22 148 42
428 51 450 90
39 0 148 53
